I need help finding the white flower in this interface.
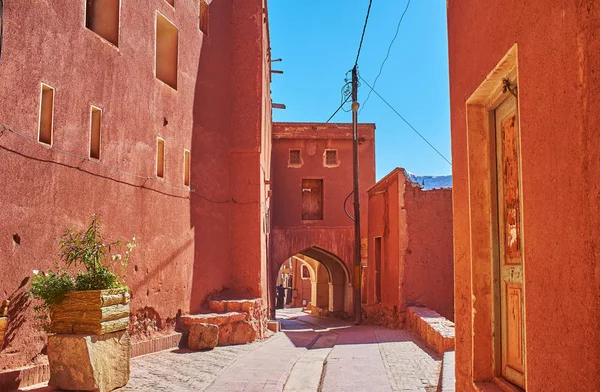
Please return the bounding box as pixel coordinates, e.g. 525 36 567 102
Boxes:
33 270 39 275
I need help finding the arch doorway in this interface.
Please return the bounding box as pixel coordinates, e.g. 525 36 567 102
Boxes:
274 247 352 318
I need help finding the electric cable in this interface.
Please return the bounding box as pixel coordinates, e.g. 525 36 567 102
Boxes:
0 121 259 203
355 0 374 67
358 76 452 166
360 0 411 113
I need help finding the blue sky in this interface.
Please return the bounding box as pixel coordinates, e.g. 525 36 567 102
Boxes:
269 0 451 179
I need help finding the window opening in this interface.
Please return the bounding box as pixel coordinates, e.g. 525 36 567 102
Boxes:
157 137 165 178
0 0 4 62
325 149 338 166
165 0 174 7
199 0 208 35
89 106 102 159
301 265 310 279
156 13 178 90
183 149 190 186
301 179 323 220
289 149 301 166
85 0 120 46
38 83 55 145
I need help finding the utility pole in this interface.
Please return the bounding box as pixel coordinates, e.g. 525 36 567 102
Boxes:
351 66 362 324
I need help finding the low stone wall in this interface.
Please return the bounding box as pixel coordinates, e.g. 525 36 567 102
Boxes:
362 303 405 329
406 306 454 355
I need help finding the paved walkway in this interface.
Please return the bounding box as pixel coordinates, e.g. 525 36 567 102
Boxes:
24 309 442 392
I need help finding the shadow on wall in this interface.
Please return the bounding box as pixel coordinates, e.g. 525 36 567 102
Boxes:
189 0 255 312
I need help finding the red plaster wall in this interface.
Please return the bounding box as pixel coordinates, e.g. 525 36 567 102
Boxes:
448 1 600 390
365 169 453 326
0 0 271 370
404 182 453 321
269 122 376 314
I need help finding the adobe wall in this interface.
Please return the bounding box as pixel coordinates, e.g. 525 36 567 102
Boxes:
404 181 453 321
364 169 453 327
269 122 375 286
0 0 271 370
448 1 600 390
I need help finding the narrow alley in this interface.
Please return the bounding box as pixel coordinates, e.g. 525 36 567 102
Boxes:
117 309 442 392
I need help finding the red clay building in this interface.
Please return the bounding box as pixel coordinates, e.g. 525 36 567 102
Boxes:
269 122 375 318
364 168 453 327
448 2 600 390
0 0 272 372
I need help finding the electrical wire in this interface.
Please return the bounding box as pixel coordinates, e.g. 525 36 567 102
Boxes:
0 121 259 204
358 76 452 166
325 94 351 123
360 0 411 113
355 0 374 67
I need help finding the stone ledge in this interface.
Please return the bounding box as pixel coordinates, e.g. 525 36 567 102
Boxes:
406 306 455 355
0 362 50 391
131 332 182 357
440 350 456 392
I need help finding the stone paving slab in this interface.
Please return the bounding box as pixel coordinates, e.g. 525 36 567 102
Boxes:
22 311 442 392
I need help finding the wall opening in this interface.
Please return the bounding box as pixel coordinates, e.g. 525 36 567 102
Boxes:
38 83 55 146
324 149 339 167
302 179 323 220
0 0 4 62
155 13 178 90
165 0 174 7
375 236 382 302
89 106 102 159
289 149 301 167
301 264 310 279
156 137 165 178
85 0 120 47
199 0 209 35
183 149 190 186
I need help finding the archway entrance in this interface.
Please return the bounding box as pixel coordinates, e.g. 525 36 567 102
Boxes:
274 247 352 318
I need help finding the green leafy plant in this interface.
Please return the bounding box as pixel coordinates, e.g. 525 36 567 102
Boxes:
29 213 136 315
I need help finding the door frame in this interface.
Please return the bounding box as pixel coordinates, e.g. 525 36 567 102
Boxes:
464 44 528 391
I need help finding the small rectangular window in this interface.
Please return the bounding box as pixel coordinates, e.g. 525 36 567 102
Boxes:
157 138 165 178
183 149 191 186
301 265 310 279
156 13 178 90
85 0 120 47
89 106 102 159
289 149 301 166
38 83 55 145
302 179 323 220
199 0 209 35
324 149 339 167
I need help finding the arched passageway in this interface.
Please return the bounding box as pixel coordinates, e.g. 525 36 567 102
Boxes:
274 246 353 318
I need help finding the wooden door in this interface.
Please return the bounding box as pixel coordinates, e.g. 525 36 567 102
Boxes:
302 179 323 220
495 95 526 388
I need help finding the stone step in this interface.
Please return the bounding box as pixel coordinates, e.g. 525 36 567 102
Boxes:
208 298 262 313
179 311 248 329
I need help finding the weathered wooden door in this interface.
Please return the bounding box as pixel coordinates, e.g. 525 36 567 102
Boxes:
495 94 526 388
301 179 323 220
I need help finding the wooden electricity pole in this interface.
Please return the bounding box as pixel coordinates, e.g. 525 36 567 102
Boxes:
351 66 362 324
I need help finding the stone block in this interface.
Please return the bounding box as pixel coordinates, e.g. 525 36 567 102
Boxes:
48 330 130 392
267 320 280 333
188 323 218 350
217 323 233 346
229 322 255 345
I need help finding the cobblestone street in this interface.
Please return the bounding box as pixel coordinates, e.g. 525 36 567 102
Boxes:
24 309 442 392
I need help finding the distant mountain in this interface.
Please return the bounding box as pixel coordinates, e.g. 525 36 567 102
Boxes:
405 171 452 191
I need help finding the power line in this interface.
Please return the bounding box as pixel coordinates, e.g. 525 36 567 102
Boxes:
361 0 411 113
358 75 452 166
325 95 351 123
0 121 259 204
355 0 374 67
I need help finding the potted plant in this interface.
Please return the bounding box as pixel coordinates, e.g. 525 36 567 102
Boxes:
29 213 136 391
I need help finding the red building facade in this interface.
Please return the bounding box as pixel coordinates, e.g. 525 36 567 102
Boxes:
448 1 600 390
269 122 375 318
364 168 453 327
0 0 272 371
